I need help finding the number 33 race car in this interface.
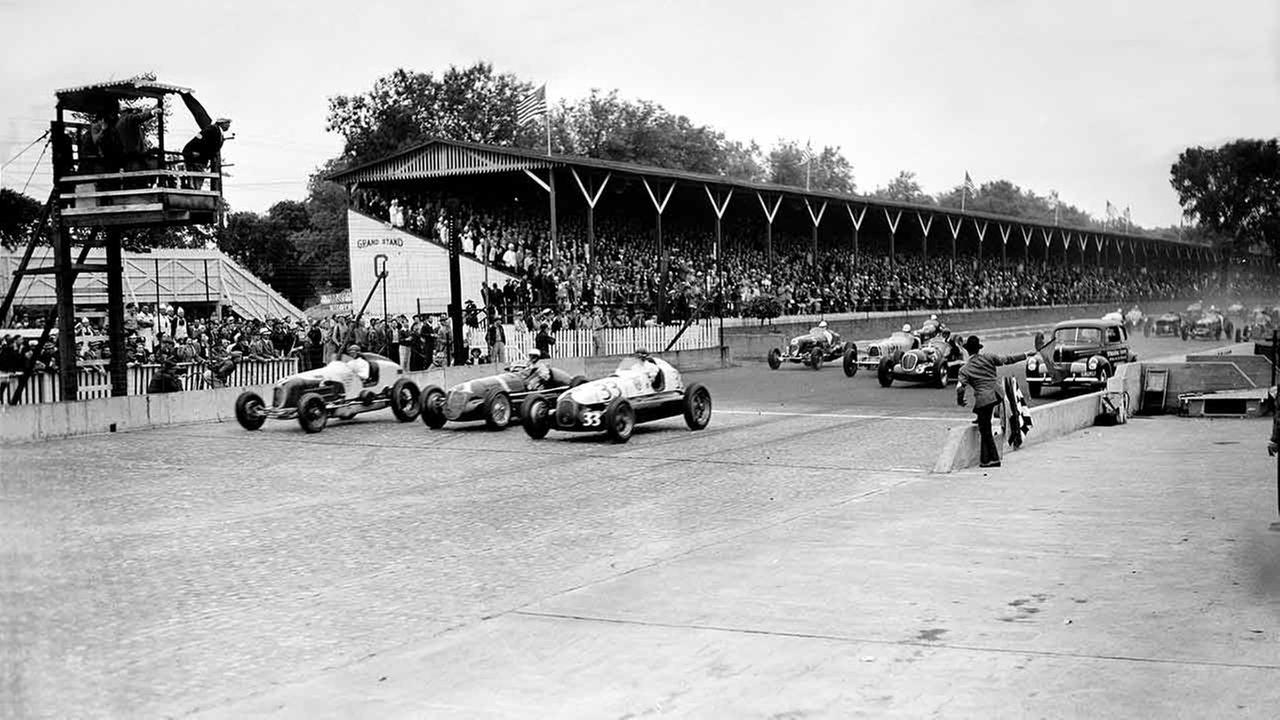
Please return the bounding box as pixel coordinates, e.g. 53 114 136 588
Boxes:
521 352 712 443
234 353 420 433
418 361 586 430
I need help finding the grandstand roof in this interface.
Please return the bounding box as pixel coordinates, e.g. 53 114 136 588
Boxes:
330 137 1207 249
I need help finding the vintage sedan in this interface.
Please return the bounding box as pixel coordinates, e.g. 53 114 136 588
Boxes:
521 353 711 443
766 331 857 375
234 353 419 433
1024 320 1135 398
876 334 965 388
419 363 585 430
851 329 921 374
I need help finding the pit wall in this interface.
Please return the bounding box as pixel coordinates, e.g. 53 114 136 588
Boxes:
1112 342 1274 413
0 347 732 444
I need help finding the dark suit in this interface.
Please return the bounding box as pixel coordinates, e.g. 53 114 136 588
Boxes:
958 351 1028 465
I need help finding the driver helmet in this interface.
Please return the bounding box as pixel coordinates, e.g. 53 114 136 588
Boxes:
929 314 938 321
346 344 361 355
818 320 828 329
528 349 542 360
902 323 912 333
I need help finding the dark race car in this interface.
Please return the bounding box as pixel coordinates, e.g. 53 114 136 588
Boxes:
1187 309 1227 341
419 361 586 430
767 329 858 376
1148 311 1185 338
522 353 711 443
234 353 419 433
876 333 965 388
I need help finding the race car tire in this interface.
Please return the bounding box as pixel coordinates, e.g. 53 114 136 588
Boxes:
520 394 551 439
767 348 782 370
1143 323 1151 338
1181 327 1188 341
420 386 447 429
484 391 513 430
1028 383 1042 399
297 392 328 434
877 357 893 387
604 397 635 443
843 345 859 378
932 361 947 388
390 379 421 422
839 345 860 379
809 347 824 370
569 375 588 388
682 383 712 430
234 391 266 431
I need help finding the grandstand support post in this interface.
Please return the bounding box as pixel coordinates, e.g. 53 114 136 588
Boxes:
643 179 677 323
883 208 903 267
1019 226 1034 267
54 222 78 401
804 200 827 267
846 204 866 260
549 170 558 261
974 219 989 263
916 211 934 261
105 229 128 397
570 169 611 274
757 193 782 274
445 208 466 366
704 186 733 319
998 223 1011 267
945 215 964 273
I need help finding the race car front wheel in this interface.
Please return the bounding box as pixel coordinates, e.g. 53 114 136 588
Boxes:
521 395 550 439
420 386 447 429
683 383 712 430
809 347 824 370
767 348 782 370
604 397 635 443
842 346 858 378
234 391 266 431
877 358 894 387
390 379 421 422
485 391 512 430
297 392 328 434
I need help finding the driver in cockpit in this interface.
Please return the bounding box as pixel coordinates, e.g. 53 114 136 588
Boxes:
521 349 551 390
809 320 839 349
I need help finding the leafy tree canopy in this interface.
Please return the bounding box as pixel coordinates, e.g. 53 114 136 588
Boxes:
1171 138 1279 260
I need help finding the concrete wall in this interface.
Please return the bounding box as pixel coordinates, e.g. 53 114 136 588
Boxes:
0 348 732 444
1110 343 1274 414
933 389 1103 473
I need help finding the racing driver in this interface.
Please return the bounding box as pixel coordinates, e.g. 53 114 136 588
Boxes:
808 320 840 350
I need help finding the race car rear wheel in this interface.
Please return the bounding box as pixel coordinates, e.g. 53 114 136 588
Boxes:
390 379 420 422
682 383 712 430
234 391 266 431
843 346 858 377
485 391 512 430
520 394 551 439
297 392 328 434
420 386 447 429
809 347 824 370
604 397 635 443
767 348 782 370
877 357 893 387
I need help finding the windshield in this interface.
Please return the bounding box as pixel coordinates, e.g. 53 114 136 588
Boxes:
1054 327 1101 344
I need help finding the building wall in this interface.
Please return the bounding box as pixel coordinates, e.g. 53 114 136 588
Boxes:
347 211 517 317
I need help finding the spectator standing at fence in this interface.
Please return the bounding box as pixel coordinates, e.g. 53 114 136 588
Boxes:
535 323 555 358
486 319 506 366
173 308 189 341
419 316 437 370
147 360 184 394
436 315 452 366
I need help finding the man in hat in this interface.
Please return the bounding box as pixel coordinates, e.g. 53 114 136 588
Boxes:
956 335 1036 468
183 117 231 189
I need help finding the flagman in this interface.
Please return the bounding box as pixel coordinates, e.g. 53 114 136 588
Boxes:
956 334 1037 468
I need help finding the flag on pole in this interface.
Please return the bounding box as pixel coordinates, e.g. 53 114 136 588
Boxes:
963 171 977 195
798 141 815 165
516 85 547 126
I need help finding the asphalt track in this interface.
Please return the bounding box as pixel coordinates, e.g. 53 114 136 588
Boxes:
0 330 1214 717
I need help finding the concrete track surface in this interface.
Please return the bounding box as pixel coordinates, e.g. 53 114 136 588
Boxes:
4 332 1278 718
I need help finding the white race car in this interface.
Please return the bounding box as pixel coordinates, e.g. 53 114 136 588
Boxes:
520 352 712 443
234 353 420 433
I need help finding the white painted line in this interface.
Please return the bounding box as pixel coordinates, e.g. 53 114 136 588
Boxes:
719 409 958 422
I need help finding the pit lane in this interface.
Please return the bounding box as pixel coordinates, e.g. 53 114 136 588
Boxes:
1 330 1203 717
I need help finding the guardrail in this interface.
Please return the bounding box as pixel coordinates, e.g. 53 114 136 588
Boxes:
0 358 299 405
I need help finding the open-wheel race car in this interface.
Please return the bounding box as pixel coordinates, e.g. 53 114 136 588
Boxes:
1187 308 1228 341
766 329 857 376
876 333 965 388
521 352 712 443
1148 310 1185 338
234 353 420 433
850 327 922 375
419 360 586 430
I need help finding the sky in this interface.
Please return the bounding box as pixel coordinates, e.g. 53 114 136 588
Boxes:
2 0 1278 229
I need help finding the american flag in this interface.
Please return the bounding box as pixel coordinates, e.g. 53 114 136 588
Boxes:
516 85 547 126
963 171 977 195
798 141 815 165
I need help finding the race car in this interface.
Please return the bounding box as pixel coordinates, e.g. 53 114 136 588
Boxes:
915 316 949 341
419 360 586 430
766 328 857 376
850 326 922 374
234 353 419 433
1187 309 1227 341
876 333 965 388
1148 311 1185 338
521 352 712 443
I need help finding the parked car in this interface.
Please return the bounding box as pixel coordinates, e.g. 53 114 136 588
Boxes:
419 362 585 430
234 353 419 433
521 352 711 443
877 333 965 388
1024 319 1135 398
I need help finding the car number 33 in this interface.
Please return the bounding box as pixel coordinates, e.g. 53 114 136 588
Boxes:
581 411 603 427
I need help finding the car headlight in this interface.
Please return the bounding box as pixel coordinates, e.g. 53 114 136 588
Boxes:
1087 356 1100 371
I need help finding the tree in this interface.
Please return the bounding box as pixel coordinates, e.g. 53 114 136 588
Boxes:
872 171 933 204
216 209 313 306
0 189 44 250
1171 138 1280 261
765 139 856 194
327 63 537 166
936 180 1096 227
296 159 352 293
